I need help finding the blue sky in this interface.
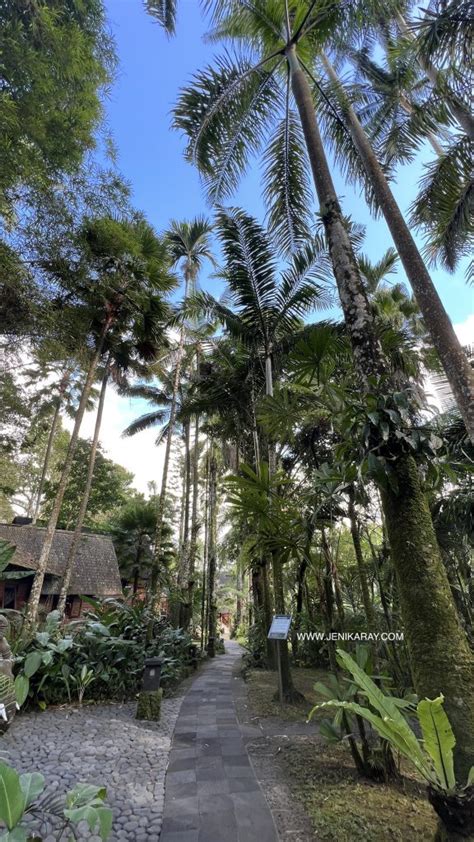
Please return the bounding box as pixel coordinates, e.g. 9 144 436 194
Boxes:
82 0 472 493
104 0 472 320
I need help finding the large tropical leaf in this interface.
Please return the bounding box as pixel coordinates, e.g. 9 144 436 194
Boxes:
417 695 456 791
215 207 277 342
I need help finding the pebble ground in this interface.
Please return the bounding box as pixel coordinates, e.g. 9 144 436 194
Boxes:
2 696 183 840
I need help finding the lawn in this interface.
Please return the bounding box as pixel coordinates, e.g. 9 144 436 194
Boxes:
244 667 437 841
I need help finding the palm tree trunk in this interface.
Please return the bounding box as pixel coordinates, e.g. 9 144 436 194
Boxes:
206 442 218 657
320 53 474 441
235 562 242 631
56 362 109 616
178 420 192 627
32 371 70 525
347 486 375 629
395 12 474 140
184 411 200 630
381 455 474 782
287 46 386 382
266 353 298 697
25 319 111 626
149 323 186 610
200 446 210 651
288 45 474 782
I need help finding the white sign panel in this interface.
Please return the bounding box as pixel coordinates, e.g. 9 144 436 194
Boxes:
268 615 292 640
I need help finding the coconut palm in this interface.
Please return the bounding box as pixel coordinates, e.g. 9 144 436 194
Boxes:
172 1 474 784
55 309 170 616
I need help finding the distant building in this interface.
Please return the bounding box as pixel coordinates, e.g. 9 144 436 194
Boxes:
0 523 122 618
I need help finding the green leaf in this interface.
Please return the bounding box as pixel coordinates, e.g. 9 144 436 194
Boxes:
417 696 456 791
63 804 112 840
19 773 44 809
318 718 342 743
0 540 16 574
0 763 25 830
14 676 29 708
23 652 42 679
0 828 30 841
309 699 434 782
335 649 429 769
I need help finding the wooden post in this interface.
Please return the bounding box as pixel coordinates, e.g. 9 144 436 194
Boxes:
276 639 283 705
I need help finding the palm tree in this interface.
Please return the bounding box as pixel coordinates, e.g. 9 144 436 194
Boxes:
315 50 474 438
173 2 473 783
112 500 158 593
25 216 174 625
192 207 328 698
127 217 213 616
56 297 171 615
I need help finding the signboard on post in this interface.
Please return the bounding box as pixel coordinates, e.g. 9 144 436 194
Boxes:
268 615 292 640
267 616 292 706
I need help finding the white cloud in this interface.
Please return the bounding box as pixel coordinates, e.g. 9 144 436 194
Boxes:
63 389 165 496
454 313 474 347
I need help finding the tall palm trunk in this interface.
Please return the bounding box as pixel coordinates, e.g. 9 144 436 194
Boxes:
178 420 192 626
321 53 474 441
149 322 186 609
288 45 474 782
287 46 386 381
395 12 474 140
200 446 210 650
206 441 218 657
382 455 474 782
56 362 109 616
25 319 111 626
182 411 200 630
32 370 70 525
347 486 375 629
266 353 298 698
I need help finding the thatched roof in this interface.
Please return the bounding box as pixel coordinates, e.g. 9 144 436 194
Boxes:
0 524 122 596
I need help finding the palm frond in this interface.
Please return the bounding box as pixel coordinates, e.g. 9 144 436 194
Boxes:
411 136 474 270
122 410 169 437
262 83 313 255
173 51 283 202
216 207 277 344
144 0 177 35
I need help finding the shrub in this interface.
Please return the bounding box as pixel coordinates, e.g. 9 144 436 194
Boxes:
13 601 194 709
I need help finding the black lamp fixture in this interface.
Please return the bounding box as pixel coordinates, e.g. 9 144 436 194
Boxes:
142 657 162 692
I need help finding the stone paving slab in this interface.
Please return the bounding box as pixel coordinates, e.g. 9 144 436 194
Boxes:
160 641 279 842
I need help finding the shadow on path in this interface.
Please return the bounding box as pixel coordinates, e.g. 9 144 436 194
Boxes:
160 640 279 842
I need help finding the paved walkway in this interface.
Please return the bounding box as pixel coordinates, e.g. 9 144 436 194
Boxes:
160 640 279 842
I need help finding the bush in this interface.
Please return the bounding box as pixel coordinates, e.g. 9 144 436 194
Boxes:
13 600 194 709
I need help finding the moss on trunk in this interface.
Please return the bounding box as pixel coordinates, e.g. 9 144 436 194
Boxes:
382 455 474 783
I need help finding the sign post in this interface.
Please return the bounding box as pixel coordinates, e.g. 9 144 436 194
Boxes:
267 615 292 706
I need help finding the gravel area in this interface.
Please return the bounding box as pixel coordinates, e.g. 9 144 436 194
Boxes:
2 696 184 841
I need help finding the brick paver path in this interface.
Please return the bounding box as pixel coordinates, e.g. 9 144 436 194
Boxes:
160 640 279 842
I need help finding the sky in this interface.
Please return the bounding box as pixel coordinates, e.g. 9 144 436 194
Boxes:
70 1 473 494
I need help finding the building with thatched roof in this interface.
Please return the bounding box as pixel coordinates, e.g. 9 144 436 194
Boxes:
0 523 122 618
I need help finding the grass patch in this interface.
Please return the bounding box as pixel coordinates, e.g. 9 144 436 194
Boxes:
281 738 437 841
245 668 437 841
245 666 334 722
